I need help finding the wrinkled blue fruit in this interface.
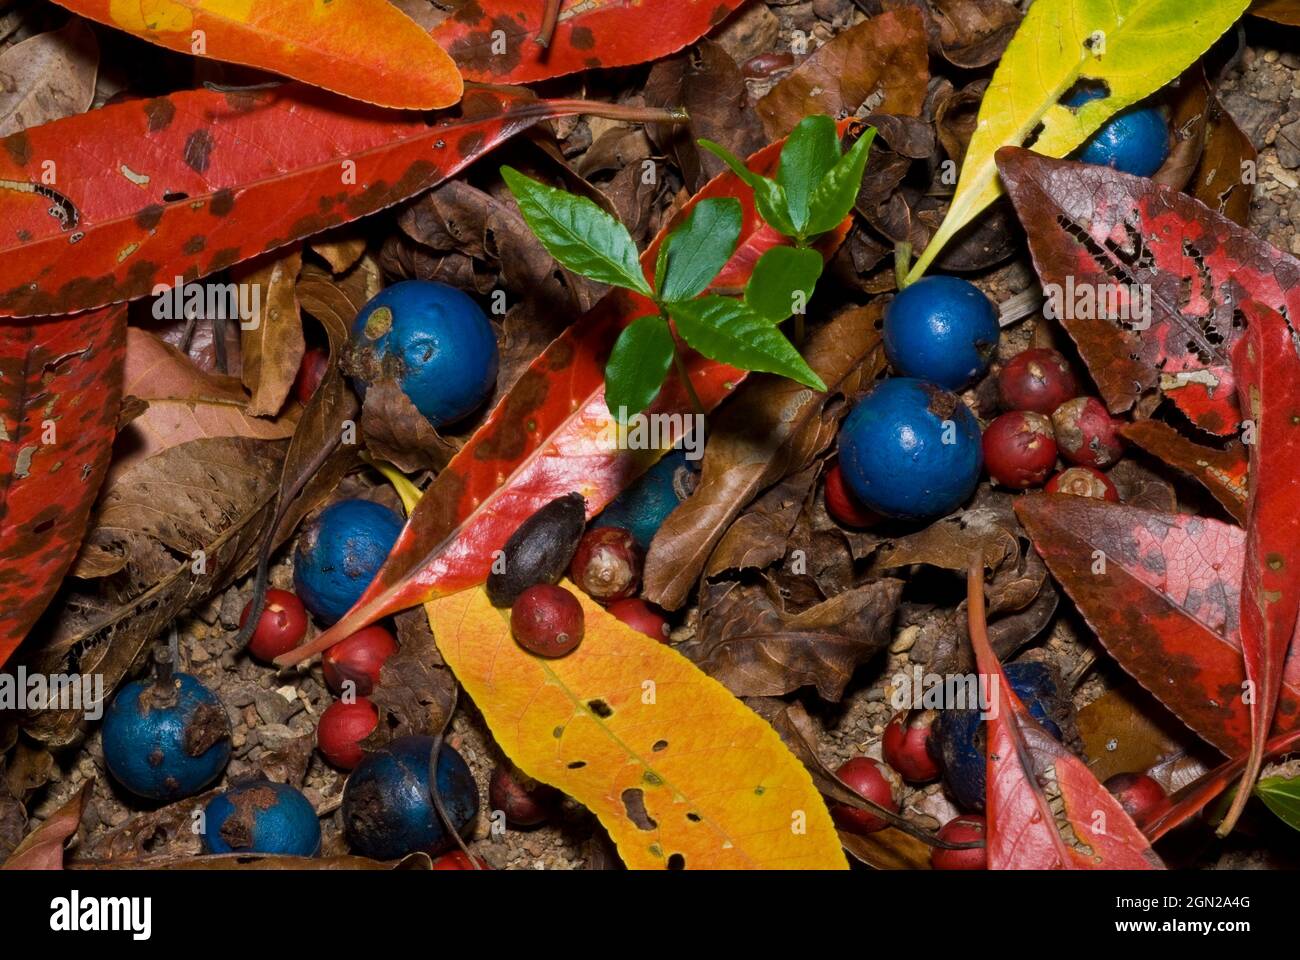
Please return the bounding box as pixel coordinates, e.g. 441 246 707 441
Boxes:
102 673 231 801
294 499 404 624
1065 88 1170 177
202 780 321 856
351 279 498 428
884 276 999 390
593 448 699 549
342 736 479 860
838 377 982 521
936 660 1069 812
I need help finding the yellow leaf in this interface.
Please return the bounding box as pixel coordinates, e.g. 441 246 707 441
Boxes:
427 586 848 870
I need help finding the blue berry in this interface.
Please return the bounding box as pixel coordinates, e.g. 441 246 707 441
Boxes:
936 661 1068 812
293 499 404 624
351 280 498 428
593 448 698 549
342 736 479 860
102 673 231 801
837 378 982 520
884 276 998 390
1065 88 1169 177
202 780 321 856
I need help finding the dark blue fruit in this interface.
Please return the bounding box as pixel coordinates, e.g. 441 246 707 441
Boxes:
342 736 479 860
202 780 321 856
351 280 498 428
293 499 404 624
883 276 999 390
838 378 982 521
593 448 698 548
1065 88 1170 177
102 672 231 801
935 660 1068 812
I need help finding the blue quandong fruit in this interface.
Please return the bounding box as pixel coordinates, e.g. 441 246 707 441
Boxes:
883 276 999 390
593 448 699 549
837 377 982 521
349 280 499 428
293 499 404 624
102 672 231 801
342 736 479 860
1065 87 1170 177
202 780 322 856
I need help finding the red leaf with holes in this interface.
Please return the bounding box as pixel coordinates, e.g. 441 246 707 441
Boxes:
997 147 1300 436
1016 494 1300 756
967 559 1163 869
1119 419 1247 524
0 86 601 318
280 128 855 665
434 0 746 84
0 307 125 666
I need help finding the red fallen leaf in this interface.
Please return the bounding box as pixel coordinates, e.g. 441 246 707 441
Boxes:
0 86 658 319
1219 301 1300 835
52 0 462 110
997 147 1300 437
1016 494 1300 756
0 307 125 667
434 0 746 85
280 128 856 665
1118 419 1247 524
967 557 1163 869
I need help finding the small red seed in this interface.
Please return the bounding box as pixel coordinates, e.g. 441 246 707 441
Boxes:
607 598 671 643
1046 465 1119 502
982 411 1058 488
882 710 941 783
1104 772 1166 823
316 697 378 770
930 814 987 870
1051 396 1124 468
570 526 642 602
239 590 309 663
824 464 879 527
293 346 330 405
431 850 491 870
998 348 1079 414
511 584 584 658
322 624 399 696
830 757 900 835
489 763 558 828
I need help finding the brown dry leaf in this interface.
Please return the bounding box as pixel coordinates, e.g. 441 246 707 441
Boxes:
756 8 929 139
236 248 305 417
359 378 460 473
76 791 211 862
1 782 89 869
362 607 457 747
643 306 887 611
685 578 903 701
311 235 368 273
0 19 98 137
705 465 821 578
1077 684 1206 784
872 505 1019 591
840 829 933 869
922 0 1021 68
1119 419 1247 522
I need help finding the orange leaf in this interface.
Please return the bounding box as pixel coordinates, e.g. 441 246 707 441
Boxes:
55 0 462 109
427 585 848 870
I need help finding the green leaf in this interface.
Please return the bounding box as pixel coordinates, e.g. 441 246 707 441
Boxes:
502 166 651 297
1257 776 1300 832
698 139 798 238
656 198 743 304
805 126 876 238
777 115 841 235
667 297 826 390
605 315 675 418
904 0 1250 284
745 246 824 323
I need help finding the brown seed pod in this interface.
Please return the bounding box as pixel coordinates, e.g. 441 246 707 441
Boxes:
486 492 586 607
570 526 642 602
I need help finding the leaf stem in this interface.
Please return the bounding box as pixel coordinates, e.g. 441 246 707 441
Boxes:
671 343 705 417
894 241 912 290
536 0 561 47
535 99 690 125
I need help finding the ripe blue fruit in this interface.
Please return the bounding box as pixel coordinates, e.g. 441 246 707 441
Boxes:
838 378 982 520
593 448 698 548
342 736 479 860
293 499 404 624
102 672 231 801
883 276 998 390
351 280 498 428
1065 88 1170 177
936 660 1068 812
202 780 321 856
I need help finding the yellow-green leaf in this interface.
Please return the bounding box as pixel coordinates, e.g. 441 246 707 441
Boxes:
906 0 1249 283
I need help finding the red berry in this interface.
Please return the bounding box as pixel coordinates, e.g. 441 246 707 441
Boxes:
607 598 671 643
293 346 329 405
570 527 642 602
930 814 987 870
323 625 398 696
824 464 879 527
431 850 491 870
1104 772 1166 823
882 710 940 783
239 590 309 662
982 411 1058 488
1046 465 1119 502
317 697 378 770
830 758 900 834
998 348 1079 414
511 584 584 658
489 763 558 828
1051 397 1124 468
